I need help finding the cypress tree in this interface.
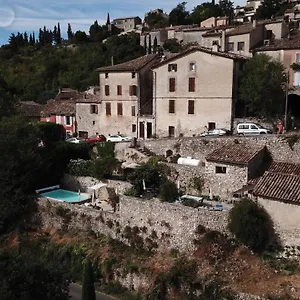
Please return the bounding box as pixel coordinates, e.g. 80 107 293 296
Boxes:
106 13 110 25
81 259 96 300
148 35 152 54
32 32 35 44
57 22 62 44
153 36 158 54
53 25 58 44
144 35 147 55
67 23 73 42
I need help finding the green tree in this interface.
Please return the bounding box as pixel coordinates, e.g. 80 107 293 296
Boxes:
148 35 152 54
67 23 74 41
163 39 182 53
169 2 190 26
81 259 96 300
159 180 179 202
57 23 62 44
153 36 158 53
219 0 234 22
228 198 276 253
256 0 283 20
189 3 222 24
239 53 285 118
144 9 168 29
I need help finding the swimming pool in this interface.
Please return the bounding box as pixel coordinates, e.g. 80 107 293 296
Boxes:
39 189 90 203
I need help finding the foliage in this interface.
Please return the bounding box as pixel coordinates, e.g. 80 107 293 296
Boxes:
34 121 66 145
191 176 205 195
256 0 285 20
189 2 222 24
228 198 276 253
67 159 94 176
163 39 182 53
159 180 179 202
144 9 168 29
290 62 300 71
169 2 190 26
81 259 96 300
95 141 115 158
92 156 118 179
239 54 285 118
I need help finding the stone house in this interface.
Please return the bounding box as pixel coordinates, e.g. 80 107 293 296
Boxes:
205 142 267 199
112 17 142 32
200 16 229 28
252 161 300 246
17 101 44 122
140 29 168 53
96 54 159 138
151 46 247 138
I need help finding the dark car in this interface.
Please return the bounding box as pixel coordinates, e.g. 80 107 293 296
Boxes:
84 134 106 143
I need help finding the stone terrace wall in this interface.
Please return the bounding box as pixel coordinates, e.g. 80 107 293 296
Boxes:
37 196 229 253
132 135 300 164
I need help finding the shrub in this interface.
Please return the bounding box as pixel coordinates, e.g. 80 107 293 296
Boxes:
95 142 115 158
67 159 93 176
91 156 118 179
159 180 179 202
191 176 205 195
228 198 275 253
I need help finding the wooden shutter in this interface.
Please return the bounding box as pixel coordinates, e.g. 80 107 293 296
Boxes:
169 78 175 92
95 105 98 114
106 103 111 115
131 106 136 116
132 85 137 96
188 100 194 114
169 100 175 113
117 103 123 115
105 85 110 96
129 85 133 96
189 78 195 92
117 85 122 95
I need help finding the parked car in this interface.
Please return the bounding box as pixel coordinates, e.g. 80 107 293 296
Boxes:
237 123 272 135
106 134 132 142
199 128 230 137
66 137 85 144
84 134 106 143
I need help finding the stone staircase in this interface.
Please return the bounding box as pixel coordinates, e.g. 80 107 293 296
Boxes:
136 146 156 157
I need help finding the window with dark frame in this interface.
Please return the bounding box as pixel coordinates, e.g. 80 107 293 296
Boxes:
132 124 136 132
169 78 176 92
117 103 123 115
131 106 136 116
237 41 245 51
105 102 111 116
132 72 136 78
105 73 109 78
117 85 122 95
129 85 138 96
90 104 98 114
168 126 175 137
188 77 195 92
227 42 234 51
188 100 194 114
65 116 71 125
105 85 110 96
169 100 175 113
168 64 177 72
189 62 196 71
216 166 227 174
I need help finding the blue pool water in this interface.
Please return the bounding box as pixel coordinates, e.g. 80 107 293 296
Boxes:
40 189 90 203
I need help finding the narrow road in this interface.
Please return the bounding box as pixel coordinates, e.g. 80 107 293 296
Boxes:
69 283 118 300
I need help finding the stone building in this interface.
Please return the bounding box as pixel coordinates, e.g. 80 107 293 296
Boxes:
252 161 300 246
96 54 159 138
17 101 44 122
140 29 168 53
112 17 142 32
205 142 267 199
151 46 246 138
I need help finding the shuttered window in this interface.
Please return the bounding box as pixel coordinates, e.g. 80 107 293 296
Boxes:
90 104 98 114
105 85 110 96
131 106 136 116
117 85 122 95
169 78 175 92
106 102 111 116
188 77 195 92
117 103 123 115
188 100 195 114
169 100 175 113
129 85 138 96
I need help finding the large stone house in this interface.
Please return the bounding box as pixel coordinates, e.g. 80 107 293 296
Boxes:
96 54 159 138
112 17 142 32
205 142 268 199
151 46 247 138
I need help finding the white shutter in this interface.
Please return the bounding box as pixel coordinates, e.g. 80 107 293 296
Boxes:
294 72 300 86
56 115 61 124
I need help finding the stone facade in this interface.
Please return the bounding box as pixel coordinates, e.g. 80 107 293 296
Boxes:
112 17 142 32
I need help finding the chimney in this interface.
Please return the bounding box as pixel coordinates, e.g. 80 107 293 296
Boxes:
111 56 114 66
221 30 226 52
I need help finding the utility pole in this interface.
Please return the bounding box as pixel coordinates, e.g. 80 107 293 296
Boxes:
284 71 289 132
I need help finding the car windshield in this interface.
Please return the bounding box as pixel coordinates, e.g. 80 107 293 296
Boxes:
119 134 127 137
256 124 264 129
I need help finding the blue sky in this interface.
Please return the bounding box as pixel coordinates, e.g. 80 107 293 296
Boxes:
0 0 243 45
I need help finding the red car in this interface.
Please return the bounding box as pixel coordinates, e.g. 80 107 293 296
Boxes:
84 134 106 143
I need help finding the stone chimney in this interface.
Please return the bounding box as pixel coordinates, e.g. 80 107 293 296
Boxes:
221 30 226 52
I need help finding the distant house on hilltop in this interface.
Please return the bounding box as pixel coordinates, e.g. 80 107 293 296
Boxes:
112 16 142 32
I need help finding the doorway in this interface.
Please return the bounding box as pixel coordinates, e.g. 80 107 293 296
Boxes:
208 122 216 130
139 122 145 139
146 122 152 138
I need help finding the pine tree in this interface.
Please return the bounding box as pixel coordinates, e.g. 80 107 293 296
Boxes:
38 28 44 45
53 25 58 44
106 13 110 25
24 32 28 44
57 23 62 44
81 259 96 300
148 35 152 54
29 33 33 45
32 32 36 45
67 23 74 42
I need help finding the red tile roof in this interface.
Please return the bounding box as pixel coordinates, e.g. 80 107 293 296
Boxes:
268 161 300 176
41 100 76 117
76 94 100 103
253 172 300 203
206 143 265 165
96 54 158 72
18 101 44 117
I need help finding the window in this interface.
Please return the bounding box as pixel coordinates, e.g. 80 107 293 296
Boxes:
55 115 61 124
105 85 110 96
188 100 194 114
106 102 111 116
105 73 109 78
188 77 195 92
132 72 136 78
168 126 175 137
131 106 136 116
117 85 122 95
250 124 258 130
65 116 71 125
208 122 216 130
189 62 196 71
212 40 219 46
132 124 137 132
227 42 234 51
216 166 227 174
92 121 95 125
117 103 123 115
296 53 300 62
79 131 88 138
129 85 138 96
169 78 176 92
168 64 177 72
169 100 175 113
294 72 300 86
237 41 245 51
90 104 98 114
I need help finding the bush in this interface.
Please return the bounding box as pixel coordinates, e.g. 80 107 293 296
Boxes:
34 122 66 145
67 159 93 176
91 156 118 179
228 198 275 253
159 180 179 202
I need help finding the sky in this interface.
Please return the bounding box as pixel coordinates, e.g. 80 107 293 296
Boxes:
0 0 243 45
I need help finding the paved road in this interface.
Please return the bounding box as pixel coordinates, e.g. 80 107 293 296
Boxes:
69 283 117 300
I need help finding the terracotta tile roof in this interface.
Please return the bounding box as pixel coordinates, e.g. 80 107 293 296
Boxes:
41 100 76 117
253 172 300 203
152 46 248 69
113 16 140 21
55 88 79 100
254 31 300 51
206 143 265 165
18 101 44 117
202 31 222 37
225 23 255 36
268 161 300 176
96 54 158 72
76 94 100 103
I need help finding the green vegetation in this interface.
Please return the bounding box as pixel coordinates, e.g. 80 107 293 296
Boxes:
159 180 180 202
81 259 96 300
228 198 276 253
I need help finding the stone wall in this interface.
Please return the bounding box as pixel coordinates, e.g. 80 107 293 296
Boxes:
37 196 229 253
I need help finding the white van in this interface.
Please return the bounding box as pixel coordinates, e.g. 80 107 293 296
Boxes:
237 123 271 135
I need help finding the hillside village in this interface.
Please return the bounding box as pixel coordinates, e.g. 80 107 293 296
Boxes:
4 0 300 299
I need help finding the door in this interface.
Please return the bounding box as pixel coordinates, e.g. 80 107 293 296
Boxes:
208 122 216 130
146 122 152 139
168 126 175 137
139 122 145 139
